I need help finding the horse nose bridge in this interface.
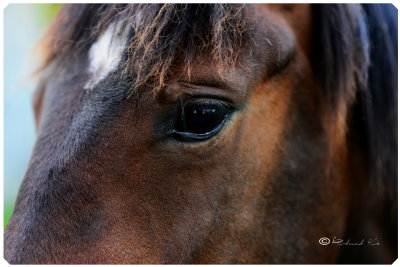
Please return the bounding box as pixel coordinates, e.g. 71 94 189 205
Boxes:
5 158 103 263
24 159 99 217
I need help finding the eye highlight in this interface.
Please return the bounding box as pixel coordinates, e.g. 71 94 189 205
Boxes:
172 98 233 141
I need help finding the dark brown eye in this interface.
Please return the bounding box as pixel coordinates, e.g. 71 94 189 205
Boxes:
173 98 232 140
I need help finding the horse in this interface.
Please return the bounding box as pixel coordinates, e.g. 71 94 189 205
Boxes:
4 4 397 264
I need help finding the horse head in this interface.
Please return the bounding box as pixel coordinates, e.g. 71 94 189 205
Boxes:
5 4 397 263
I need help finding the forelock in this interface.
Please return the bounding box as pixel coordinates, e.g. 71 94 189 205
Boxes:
40 4 251 94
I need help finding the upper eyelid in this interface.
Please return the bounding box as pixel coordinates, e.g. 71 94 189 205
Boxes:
174 82 243 102
158 80 246 107
177 80 231 91
177 94 237 111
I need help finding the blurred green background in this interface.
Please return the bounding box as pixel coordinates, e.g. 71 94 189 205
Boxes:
4 4 62 229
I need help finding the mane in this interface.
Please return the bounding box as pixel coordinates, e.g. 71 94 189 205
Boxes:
40 4 249 93
361 4 397 200
313 4 397 203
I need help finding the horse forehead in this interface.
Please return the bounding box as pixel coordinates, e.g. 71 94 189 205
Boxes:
84 23 129 90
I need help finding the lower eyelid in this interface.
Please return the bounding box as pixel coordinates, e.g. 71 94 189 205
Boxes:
171 113 230 141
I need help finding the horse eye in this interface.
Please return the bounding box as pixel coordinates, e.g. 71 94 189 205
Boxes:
173 98 232 140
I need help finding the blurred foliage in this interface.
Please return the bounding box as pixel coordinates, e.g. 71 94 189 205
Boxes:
4 205 13 229
34 4 62 26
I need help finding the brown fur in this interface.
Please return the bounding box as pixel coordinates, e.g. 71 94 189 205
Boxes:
5 4 397 264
